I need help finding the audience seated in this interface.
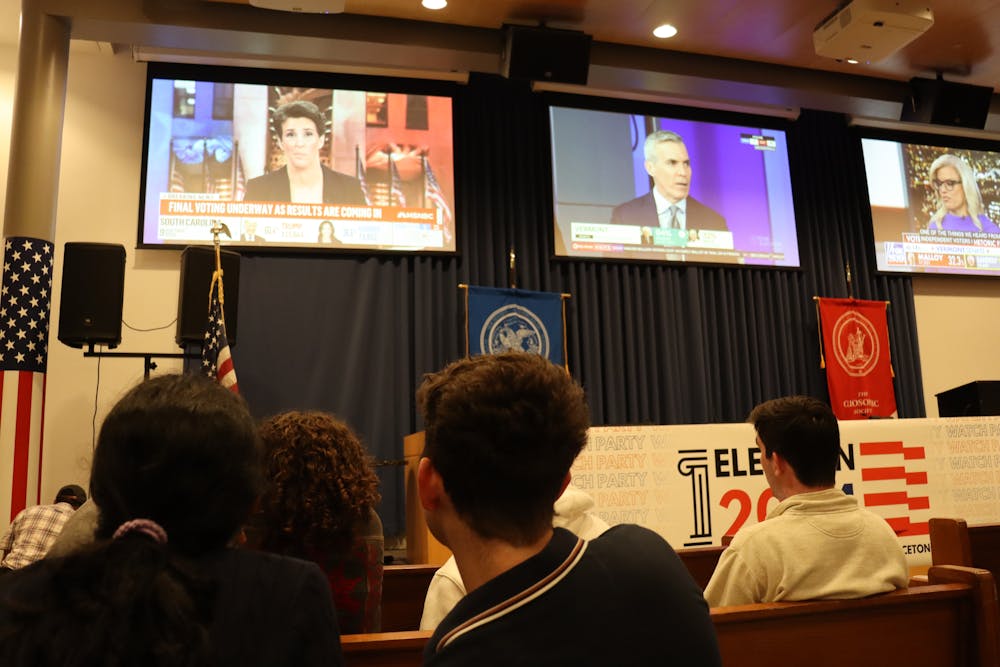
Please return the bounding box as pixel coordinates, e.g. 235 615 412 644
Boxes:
704 395 908 606
0 485 86 572
0 373 344 666
416 352 721 666
419 484 609 630
249 411 384 634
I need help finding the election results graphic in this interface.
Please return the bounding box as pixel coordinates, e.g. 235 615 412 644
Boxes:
569 419 993 566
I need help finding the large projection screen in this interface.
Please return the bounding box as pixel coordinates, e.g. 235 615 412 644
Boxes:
549 106 800 267
862 137 1000 276
138 64 457 255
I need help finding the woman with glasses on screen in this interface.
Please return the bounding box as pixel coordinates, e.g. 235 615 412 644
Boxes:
926 153 1000 233
244 100 366 206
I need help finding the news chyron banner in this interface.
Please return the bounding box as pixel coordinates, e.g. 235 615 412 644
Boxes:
466 286 566 368
571 418 1000 568
817 297 897 419
159 198 446 249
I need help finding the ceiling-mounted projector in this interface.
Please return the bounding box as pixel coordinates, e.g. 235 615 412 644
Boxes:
813 0 933 63
249 0 346 13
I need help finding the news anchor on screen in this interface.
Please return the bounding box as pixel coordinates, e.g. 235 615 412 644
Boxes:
611 130 727 232
925 153 1000 234
243 100 367 205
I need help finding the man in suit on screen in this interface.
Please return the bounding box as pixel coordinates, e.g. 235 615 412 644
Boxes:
611 130 728 232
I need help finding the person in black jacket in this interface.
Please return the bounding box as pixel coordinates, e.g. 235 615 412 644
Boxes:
416 352 721 667
0 374 343 667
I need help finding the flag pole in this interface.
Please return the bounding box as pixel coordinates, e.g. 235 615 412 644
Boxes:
508 246 516 289
209 220 225 326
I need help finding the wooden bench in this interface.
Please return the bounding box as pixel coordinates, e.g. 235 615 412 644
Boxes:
342 630 431 667
930 518 1000 578
345 565 998 667
677 544 726 590
381 564 437 632
714 565 999 667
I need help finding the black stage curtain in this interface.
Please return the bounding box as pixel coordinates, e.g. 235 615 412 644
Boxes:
234 76 925 536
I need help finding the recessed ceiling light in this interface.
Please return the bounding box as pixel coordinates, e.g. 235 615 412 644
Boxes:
422 0 447 9
846 58 859 64
653 23 678 39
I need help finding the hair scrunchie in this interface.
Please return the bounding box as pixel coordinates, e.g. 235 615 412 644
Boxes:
112 518 168 544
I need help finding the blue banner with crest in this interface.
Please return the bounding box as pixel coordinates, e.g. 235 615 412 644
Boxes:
466 286 566 368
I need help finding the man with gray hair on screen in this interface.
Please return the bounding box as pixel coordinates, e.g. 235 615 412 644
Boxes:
611 129 728 232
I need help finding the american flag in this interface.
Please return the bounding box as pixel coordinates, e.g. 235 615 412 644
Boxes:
356 146 371 205
0 238 53 522
389 156 406 206
422 154 453 229
233 153 247 202
201 272 238 393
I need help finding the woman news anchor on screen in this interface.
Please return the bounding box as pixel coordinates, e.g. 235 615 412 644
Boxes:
243 100 366 205
926 153 1000 233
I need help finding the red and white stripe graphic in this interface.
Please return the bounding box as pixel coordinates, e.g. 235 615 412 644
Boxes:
859 440 930 536
0 237 54 523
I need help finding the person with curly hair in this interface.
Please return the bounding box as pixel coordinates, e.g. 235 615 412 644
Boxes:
251 411 384 634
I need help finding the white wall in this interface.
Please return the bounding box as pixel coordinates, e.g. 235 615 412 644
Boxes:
18 46 183 508
0 36 996 523
913 276 1000 417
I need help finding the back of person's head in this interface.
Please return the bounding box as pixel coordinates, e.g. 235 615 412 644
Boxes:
749 395 839 487
256 410 380 556
643 129 685 162
417 352 590 546
273 99 325 135
0 373 261 667
92 372 262 556
54 484 86 510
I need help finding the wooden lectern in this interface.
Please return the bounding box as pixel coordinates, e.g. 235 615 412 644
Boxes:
404 432 452 565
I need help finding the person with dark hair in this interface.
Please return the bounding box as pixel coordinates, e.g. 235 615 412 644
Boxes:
418 483 609 630
0 374 343 667
250 411 383 634
243 99 366 206
417 352 720 666
0 485 86 572
704 395 908 607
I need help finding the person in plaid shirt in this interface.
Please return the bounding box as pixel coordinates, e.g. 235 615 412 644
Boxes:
0 485 87 571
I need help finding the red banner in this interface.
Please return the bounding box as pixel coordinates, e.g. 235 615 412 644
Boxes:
817 298 897 420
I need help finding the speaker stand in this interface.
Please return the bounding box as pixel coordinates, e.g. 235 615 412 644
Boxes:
83 343 201 380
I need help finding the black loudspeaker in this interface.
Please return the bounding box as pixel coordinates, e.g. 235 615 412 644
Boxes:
57 243 126 349
176 246 240 346
936 381 1000 417
502 26 592 85
900 77 994 130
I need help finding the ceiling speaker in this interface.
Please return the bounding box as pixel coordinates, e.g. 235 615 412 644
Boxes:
249 0 346 13
502 26 592 85
900 77 994 130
